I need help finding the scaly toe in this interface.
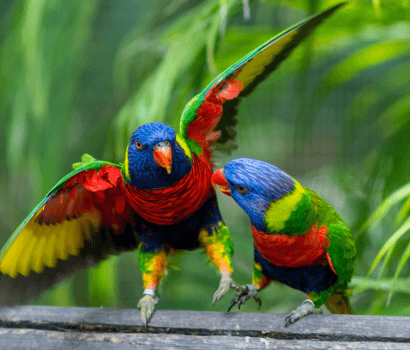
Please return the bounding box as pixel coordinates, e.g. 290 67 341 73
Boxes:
285 299 322 327
227 284 260 312
213 274 234 305
137 294 158 327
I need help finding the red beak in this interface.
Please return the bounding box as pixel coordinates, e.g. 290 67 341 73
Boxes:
211 168 231 196
153 144 172 174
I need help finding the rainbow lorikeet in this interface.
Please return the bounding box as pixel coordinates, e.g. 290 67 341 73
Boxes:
0 4 344 326
212 158 356 327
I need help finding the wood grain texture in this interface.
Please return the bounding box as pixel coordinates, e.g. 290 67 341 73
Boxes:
0 306 409 349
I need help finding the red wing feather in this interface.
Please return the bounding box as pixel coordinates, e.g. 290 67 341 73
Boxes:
36 166 131 232
186 79 243 162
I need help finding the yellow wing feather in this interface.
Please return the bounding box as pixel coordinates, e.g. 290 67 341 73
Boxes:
17 234 39 277
0 207 101 278
33 235 48 274
57 226 68 261
43 231 58 269
236 30 299 89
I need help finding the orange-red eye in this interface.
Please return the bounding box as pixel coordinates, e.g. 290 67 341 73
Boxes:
135 141 144 151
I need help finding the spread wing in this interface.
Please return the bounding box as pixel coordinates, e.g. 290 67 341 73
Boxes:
179 3 345 162
0 154 139 305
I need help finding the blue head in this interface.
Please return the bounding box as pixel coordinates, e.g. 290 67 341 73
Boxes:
212 158 295 231
123 122 192 189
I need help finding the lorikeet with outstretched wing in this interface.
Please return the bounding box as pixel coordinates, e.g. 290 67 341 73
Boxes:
212 158 357 327
0 4 345 326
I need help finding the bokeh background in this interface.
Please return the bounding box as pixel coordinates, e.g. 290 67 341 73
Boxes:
1 0 410 316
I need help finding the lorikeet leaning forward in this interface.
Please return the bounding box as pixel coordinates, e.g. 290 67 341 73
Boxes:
0 4 344 326
212 158 356 327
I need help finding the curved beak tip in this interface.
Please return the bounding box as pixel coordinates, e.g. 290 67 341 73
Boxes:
211 168 231 196
153 147 172 174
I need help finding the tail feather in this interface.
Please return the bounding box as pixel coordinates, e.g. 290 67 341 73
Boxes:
325 293 353 314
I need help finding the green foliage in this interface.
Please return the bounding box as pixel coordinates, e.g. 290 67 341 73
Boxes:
88 256 119 307
1 0 410 316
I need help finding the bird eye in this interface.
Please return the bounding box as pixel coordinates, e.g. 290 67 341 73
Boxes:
135 141 144 151
234 185 249 195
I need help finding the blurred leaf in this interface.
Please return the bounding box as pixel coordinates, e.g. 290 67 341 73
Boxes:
88 257 119 307
320 40 410 98
395 196 410 227
347 60 410 122
360 182 410 233
377 95 410 138
367 217 410 277
387 241 410 304
34 277 76 306
351 276 410 295
379 245 395 278
214 27 276 69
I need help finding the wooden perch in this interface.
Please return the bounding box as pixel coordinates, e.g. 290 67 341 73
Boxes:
0 305 409 349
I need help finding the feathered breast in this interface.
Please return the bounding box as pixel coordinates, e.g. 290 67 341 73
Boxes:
123 155 213 225
252 223 330 268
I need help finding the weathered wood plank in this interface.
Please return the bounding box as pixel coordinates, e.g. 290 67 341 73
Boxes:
0 306 409 349
1 305 410 341
0 327 409 350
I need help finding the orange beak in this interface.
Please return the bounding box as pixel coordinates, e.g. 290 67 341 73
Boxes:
211 168 231 196
153 144 172 174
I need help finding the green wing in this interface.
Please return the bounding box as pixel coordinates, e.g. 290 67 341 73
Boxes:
179 3 345 160
0 154 139 305
305 186 357 283
327 221 357 283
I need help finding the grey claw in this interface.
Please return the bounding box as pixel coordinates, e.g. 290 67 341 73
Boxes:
285 299 322 327
228 295 240 312
227 284 260 312
137 294 159 327
213 274 235 305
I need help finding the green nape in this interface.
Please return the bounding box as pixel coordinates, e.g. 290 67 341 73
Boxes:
281 193 316 235
264 181 316 235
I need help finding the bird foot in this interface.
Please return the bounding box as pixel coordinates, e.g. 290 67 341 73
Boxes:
285 299 322 327
228 283 261 311
137 293 159 327
213 273 235 305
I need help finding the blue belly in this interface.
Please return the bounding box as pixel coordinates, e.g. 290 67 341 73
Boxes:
139 194 223 252
254 246 338 294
